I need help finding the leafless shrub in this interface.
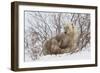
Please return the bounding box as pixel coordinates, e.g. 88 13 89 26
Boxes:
24 11 90 61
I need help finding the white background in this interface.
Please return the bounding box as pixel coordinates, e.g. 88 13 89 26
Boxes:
0 0 99 73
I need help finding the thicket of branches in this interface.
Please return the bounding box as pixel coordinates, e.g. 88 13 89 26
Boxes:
24 11 90 61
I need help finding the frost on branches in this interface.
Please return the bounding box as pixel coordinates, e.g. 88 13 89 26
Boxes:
24 11 90 62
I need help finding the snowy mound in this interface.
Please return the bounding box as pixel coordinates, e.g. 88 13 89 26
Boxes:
25 48 91 62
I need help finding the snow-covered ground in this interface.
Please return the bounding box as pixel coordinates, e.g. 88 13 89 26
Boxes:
25 48 91 62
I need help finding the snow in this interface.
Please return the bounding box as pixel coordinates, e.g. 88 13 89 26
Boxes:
25 48 91 62
24 11 91 62
38 49 91 61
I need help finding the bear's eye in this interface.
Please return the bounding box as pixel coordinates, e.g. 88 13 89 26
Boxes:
64 31 67 34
